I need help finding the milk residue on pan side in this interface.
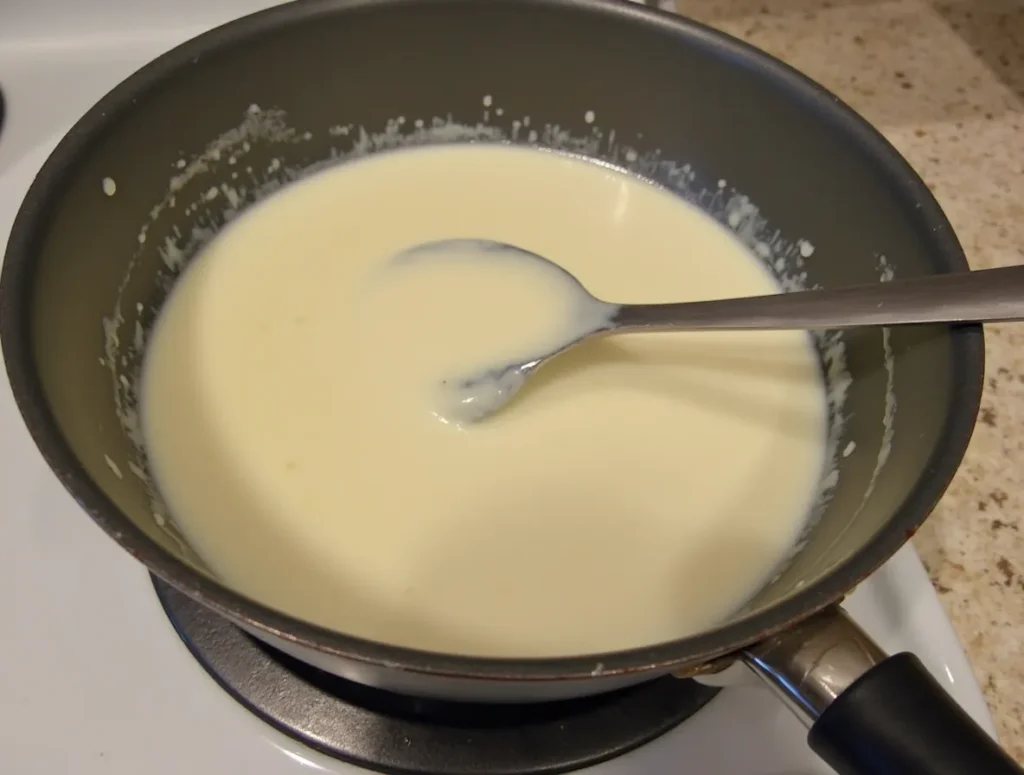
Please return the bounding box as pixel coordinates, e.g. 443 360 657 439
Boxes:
98 99 895 588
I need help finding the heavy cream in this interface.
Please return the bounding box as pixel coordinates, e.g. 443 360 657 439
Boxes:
141 144 827 658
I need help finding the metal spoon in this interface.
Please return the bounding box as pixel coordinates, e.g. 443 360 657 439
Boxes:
398 239 1024 423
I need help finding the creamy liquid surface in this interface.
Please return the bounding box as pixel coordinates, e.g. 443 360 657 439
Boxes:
142 145 827 658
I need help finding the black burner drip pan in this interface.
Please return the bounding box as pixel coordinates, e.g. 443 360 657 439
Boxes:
154 577 720 775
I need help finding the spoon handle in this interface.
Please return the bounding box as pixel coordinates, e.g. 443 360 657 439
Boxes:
610 264 1024 332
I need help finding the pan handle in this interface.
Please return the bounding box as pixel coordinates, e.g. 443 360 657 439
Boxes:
741 606 1023 775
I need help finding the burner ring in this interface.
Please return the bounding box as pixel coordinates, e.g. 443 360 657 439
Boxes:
155 577 719 775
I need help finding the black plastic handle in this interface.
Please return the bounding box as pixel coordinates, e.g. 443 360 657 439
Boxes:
809 652 1023 775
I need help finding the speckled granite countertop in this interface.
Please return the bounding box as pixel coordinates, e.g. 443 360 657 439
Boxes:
668 0 1024 761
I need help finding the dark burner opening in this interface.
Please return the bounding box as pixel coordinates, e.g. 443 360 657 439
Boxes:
154 576 719 775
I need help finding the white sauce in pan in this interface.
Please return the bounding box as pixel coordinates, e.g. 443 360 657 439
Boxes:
141 144 826 657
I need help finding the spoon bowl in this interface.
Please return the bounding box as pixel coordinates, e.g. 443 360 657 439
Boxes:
393 238 618 423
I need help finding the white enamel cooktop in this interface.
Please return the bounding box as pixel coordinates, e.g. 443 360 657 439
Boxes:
0 2 996 773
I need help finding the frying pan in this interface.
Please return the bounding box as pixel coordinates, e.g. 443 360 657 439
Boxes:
0 1 1018 773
